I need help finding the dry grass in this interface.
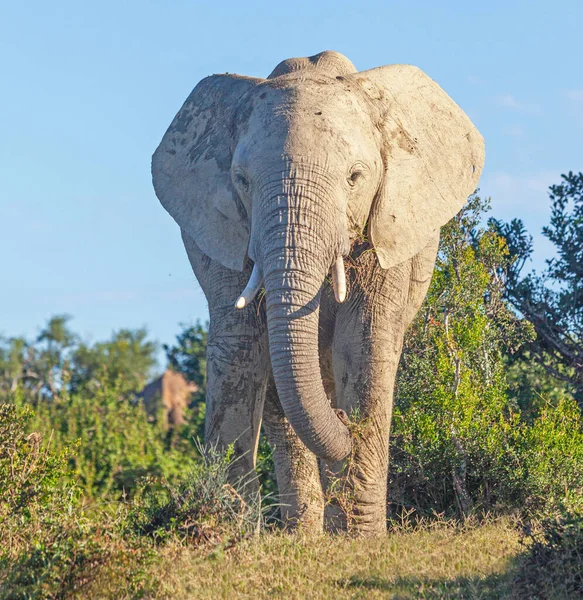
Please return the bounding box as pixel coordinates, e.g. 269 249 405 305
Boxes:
79 517 527 599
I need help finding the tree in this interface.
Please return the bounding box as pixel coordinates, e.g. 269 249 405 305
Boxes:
391 195 535 516
0 317 158 401
492 171 583 401
0 315 77 400
70 328 157 395
0 337 28 395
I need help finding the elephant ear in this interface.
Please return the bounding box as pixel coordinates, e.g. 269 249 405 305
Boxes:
152 74 262 271
352 65 485 269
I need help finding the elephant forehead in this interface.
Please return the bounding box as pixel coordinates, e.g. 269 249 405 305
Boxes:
240 81 380 154
252 78 371 118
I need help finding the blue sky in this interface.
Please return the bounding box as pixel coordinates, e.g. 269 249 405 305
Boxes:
1 0 581 363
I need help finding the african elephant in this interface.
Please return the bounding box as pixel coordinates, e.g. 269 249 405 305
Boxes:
152 51 484 535
138 369 198 428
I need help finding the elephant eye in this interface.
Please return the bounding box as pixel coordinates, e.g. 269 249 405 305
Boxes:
234 172 250 192
347 170 363 187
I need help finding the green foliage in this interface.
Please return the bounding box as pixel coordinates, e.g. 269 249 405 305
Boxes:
0 403 252 599
254 433 278 507
0 503 154 600
20 382 195 501
516 396 583 513
0 404 75 520
70 328 157 396
505 350 575 417
129 444 264 545
0 314 259 597
0 315 77 401
0 316 158 402
516 506 583 598
0 402 137 600
0 317 174 503
492 171 583 401
391 195 583 519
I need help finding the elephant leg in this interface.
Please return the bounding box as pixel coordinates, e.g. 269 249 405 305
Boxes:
323 237 439 535
182 232 269 492
324 259 411 534
262 375 325 530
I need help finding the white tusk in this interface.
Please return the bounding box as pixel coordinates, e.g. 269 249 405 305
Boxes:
331 255 346 303
235 264 263 309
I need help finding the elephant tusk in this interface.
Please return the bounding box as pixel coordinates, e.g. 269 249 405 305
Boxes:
331 255 346 303
235 263 263 309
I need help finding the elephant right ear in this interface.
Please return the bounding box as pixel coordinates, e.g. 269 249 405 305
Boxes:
351 65 485 270
152 74 262 272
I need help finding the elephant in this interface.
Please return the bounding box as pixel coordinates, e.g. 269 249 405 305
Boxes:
138 369 198 428
152 50 484 535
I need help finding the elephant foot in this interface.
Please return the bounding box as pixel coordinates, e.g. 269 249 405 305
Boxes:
349 508 388 537
279 493 324 533
324 498 387 536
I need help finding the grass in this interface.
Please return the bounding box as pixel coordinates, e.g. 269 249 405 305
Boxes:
3 403 581 599
75 517 528 599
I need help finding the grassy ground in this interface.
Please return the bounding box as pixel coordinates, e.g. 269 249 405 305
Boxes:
78 518 533 600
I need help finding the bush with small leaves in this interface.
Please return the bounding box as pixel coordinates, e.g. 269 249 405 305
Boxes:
515 504 583 598
391 196 583 520
128 444 266 546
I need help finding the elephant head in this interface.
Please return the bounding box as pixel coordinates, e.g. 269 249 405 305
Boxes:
152 51 484 462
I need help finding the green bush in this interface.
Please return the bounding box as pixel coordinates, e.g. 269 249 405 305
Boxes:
515 506 583 598
0 403 261 599
0 403 151 600
517 396 583 513
128 444 265 546
0 404 75 520
15 379 198 501
390 196 583 519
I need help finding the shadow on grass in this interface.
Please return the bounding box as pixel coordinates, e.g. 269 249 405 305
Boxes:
338 570 515 599
336 541 582 600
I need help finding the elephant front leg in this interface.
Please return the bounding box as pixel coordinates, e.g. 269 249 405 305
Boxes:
204 313 269 491
183 232 269 493
262 376 324 530
323 256 412 536
322 359 399 536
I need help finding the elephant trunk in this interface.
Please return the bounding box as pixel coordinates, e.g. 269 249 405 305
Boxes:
254 180 352 462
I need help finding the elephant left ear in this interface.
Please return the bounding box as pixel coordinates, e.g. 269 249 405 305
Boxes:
351 65 485 269
152 74 263 272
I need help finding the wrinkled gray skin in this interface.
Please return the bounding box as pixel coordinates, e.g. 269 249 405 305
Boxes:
152 51 484 535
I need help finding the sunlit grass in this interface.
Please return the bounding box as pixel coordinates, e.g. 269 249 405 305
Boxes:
79 518 526 599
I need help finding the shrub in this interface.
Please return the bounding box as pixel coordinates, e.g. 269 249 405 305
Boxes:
0 403 152 600
516 396 583 513
16 379 198 501
128 444 265 546
0 504 154 600
0 404 263 599
391 197 528 517
515 506 583 598
390 196 583 519
0 403 75 520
